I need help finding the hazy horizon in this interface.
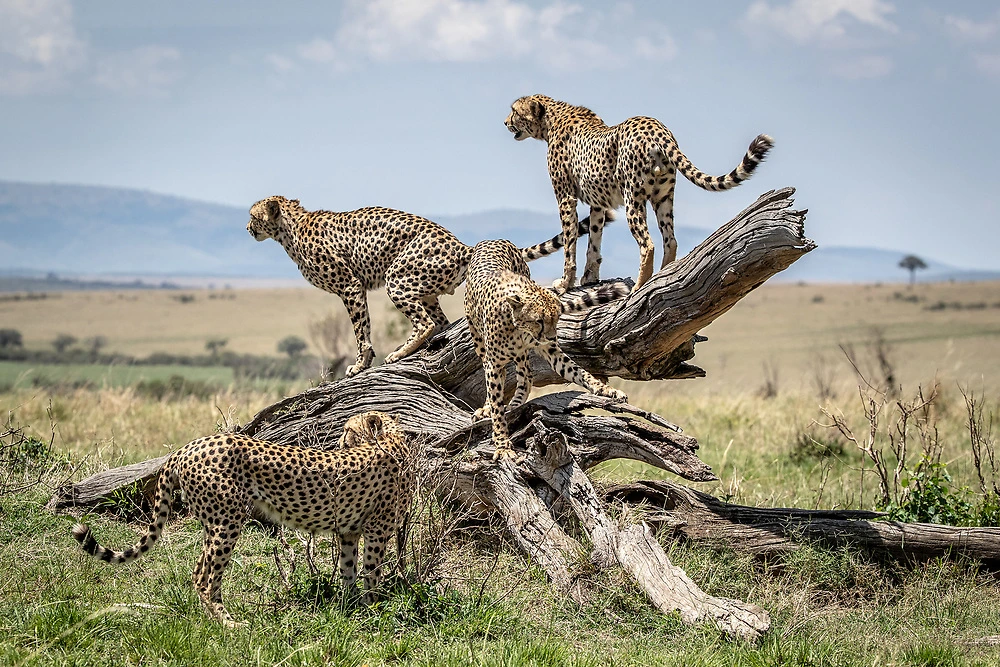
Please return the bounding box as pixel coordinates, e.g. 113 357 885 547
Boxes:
1 1 998 271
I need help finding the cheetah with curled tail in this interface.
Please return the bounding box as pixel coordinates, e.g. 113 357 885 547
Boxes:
505 94 773 291
464 239 629 460
248 196 600 376
72 411 413 626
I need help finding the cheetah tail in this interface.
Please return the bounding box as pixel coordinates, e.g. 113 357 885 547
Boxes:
521 211 615 262
657 134 774 193
72 464 177 565
559 279 630 313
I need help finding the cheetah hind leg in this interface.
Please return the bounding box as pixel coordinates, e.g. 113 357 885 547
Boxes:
361 528 392 604
581 209 607 285
382 295 436 364
338 532 362 604
195 525 244 627
651 171 678 269
625 193 655 291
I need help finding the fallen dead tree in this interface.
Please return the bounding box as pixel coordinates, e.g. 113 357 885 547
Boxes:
603 480 1000 566
50 187 843 641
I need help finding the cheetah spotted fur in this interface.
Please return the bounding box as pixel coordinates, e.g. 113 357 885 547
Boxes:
505 94 773 291
464 239 628 459
248 197 598 376
73 411 413 626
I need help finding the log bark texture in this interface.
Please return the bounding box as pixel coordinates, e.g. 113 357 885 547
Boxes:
604 480 1000 565
49 188 819 641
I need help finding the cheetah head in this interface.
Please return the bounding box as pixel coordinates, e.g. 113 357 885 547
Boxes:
339 411 402 448
247 196 296 242
505 95 548 141
506 283 562 343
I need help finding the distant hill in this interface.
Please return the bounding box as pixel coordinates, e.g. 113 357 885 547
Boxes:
1 180 997 288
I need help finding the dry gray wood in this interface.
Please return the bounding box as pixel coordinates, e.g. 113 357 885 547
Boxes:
350 186 814 407
47 454 169 512
48 188 821 640
603 480 1000 565
525 426 770 641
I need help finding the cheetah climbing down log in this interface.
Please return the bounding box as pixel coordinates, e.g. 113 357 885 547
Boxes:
463 238 629 459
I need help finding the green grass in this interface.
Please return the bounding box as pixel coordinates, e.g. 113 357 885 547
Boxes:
3 383 1000 666
0 361 235 389
3 484 1000 666
2 281 1000 663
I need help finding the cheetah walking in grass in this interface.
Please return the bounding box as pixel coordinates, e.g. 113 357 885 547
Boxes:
73 411 413 625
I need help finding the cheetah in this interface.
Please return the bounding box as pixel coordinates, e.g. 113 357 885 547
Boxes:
72 411 414 626
464 239 629 459
505 94 774 291
248 197 599 376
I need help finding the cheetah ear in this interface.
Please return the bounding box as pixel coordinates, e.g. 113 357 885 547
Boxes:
365 413 385 439
506 292 525 317
265 198 282 221
528 98 545 121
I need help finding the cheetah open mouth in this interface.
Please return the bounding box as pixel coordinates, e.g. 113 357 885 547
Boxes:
506 123 526 141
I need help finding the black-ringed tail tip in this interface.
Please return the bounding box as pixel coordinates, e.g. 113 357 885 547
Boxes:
72 523 96 551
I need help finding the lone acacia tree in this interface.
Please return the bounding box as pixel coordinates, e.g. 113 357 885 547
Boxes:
899 254 928 286
50 189 1000 641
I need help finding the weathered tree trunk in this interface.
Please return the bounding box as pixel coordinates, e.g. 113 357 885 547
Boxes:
603 480 1000 565
50 188 817 641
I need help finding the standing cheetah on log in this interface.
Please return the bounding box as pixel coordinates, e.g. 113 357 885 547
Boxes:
464 239 629 460
248 196 599 376
73 411 413 626
505 94 773 291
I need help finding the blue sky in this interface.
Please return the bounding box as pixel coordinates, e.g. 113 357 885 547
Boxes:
1 0 998 270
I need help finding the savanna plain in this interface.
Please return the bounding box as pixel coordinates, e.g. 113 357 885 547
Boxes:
2 279 999 666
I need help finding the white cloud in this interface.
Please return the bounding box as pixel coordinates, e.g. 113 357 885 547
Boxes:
266 54 295 73
828 53 893 79
940 12 1000 79
93 46 181 95
943 14 998 44
297 39 335 64
291 0 662 71
0 0 182 97
744 0 898 47
634 34 678 61
974 53 1000 77
0 0 85 94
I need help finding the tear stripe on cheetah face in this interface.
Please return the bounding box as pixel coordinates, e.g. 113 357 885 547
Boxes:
73 411 414 626
506 94 773 291
247 196 600 375
464 239 628 460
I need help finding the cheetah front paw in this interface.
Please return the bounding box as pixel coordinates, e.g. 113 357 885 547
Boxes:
492 445 524 463
597 386 628 403
551 276 575 294
473 406 489 420
383 350 404 365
